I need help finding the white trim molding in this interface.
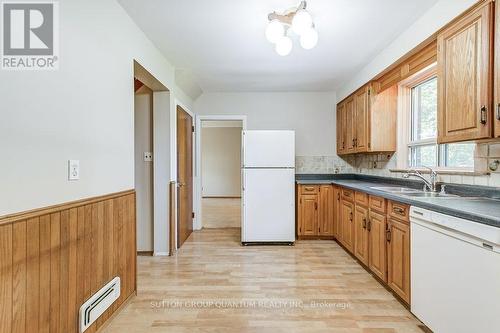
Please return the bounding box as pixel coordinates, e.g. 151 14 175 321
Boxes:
194 115 247 231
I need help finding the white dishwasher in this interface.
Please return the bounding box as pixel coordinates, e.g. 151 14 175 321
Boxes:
410 207 500 333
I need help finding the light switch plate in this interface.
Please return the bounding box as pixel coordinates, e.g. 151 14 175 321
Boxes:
143 152 153 162
68 160 80 180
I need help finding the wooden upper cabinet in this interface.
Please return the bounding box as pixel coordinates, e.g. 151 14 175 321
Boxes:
336 102 346 154
369 84 398 152
437 1 494 143
494 0 500 138
319 185 335 236
337 83 397 155
345 96 356 153
354 86 369 152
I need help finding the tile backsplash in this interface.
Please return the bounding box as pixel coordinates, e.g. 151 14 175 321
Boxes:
296 142 500 187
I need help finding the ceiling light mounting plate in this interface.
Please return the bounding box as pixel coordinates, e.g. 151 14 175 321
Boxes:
268 1 307 25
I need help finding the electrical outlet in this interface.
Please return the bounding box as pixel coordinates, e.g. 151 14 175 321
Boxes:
143 152 153 162
68 160 80 180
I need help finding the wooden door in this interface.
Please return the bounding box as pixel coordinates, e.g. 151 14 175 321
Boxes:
494 0 500 138
345 97 356 153
299 194 318 236
336 102 346 154
319 185 334 236
354 204 369 265
333 187 341 239
437 2 493 143
340 200 354 252
368 210 387 282
354 86 369 152
387 217 410 304
176 106 193 248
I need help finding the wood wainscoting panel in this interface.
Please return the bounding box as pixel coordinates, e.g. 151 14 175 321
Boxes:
0 190 136 333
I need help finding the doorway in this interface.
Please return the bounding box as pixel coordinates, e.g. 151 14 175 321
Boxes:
133 61 170 255
177 105 194 248
194 116 247 234
134 80 154 254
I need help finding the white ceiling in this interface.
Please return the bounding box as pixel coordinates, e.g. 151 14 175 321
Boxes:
118 0 439 93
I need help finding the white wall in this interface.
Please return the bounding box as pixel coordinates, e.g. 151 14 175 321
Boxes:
201 127 242 197
338 0 477 100
0 0 193 225
134 90 153 252
194 92 336 157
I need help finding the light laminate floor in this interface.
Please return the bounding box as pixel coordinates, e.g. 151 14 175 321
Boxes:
102 228 424 333
202 197 241 228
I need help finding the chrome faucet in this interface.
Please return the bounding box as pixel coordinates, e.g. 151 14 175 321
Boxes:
402 166 438 192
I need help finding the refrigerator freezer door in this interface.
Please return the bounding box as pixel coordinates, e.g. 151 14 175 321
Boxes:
243 130 295 168
242 168 295 242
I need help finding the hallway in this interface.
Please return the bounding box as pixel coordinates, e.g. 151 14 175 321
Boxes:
102 228 423 333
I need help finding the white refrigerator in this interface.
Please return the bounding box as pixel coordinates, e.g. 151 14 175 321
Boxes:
241 130 295 244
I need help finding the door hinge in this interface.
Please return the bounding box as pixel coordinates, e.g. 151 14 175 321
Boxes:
192 212 195 219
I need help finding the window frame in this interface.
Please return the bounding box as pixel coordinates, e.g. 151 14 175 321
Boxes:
397 64 475 172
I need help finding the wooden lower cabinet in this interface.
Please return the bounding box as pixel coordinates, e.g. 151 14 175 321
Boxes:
340 199 355 252
297 185 410 305
354 204 369 265
319 185 335 236
368 210 387 282
298 193 318 236
333 186 341 239
297 185 335 238
387 217 411 304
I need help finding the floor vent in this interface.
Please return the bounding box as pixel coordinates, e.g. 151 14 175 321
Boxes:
79 277 120 332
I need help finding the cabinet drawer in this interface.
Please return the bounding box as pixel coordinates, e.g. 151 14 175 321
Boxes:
369 195 386 213
355 191 368 206
341 188 354 201
300 185 319 194
388 201 409 222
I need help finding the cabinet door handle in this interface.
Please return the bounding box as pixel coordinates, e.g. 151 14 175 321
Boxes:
386 229 391 243
480 105 487 125
497 103 500 121
362 217 367 229
367 219 371 231
393 207 405 215
349 212 353 221
315 202 318 210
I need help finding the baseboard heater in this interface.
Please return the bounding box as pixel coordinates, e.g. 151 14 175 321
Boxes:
79 277 121 332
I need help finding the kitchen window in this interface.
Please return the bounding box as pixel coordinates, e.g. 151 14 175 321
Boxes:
406 74 475 170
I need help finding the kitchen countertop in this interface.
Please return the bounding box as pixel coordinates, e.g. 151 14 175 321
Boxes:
296 174 500 229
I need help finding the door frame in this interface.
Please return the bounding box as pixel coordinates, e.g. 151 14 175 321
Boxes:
194 115 247 230
173 99 195 250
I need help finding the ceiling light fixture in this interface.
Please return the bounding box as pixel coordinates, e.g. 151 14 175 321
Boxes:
266 1 318 56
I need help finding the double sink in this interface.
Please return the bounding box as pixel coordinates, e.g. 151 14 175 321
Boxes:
370 186 459 198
